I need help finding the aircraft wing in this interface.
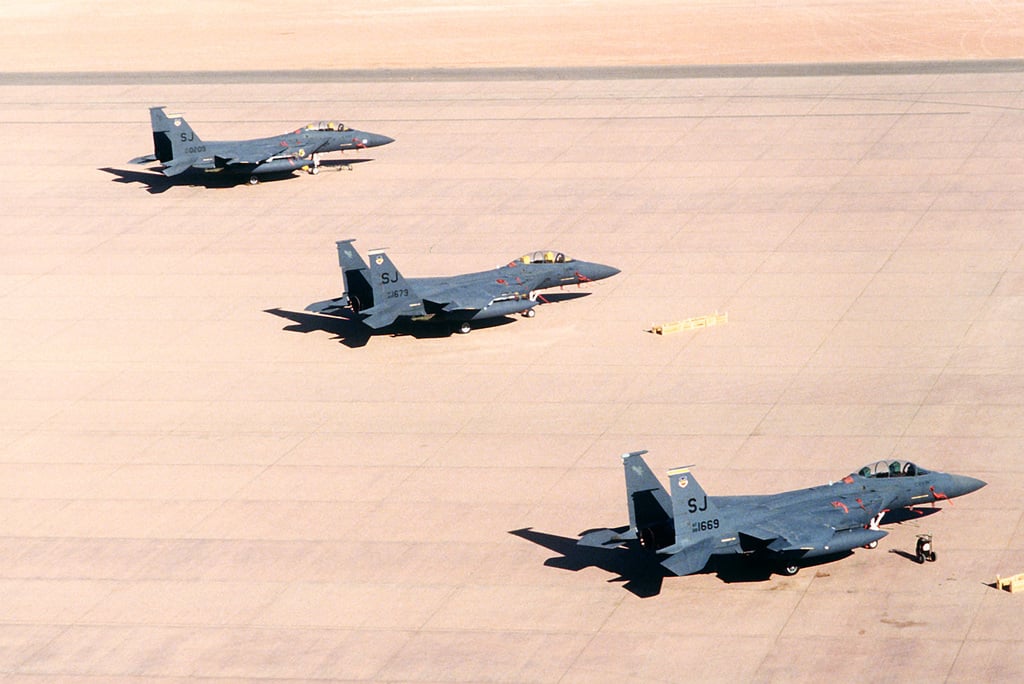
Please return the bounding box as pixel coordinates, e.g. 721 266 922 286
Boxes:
235 141 286 165
438 298 486 313
432 280 519 313
736 491 887 553
740 520 835 553
222 139 331 167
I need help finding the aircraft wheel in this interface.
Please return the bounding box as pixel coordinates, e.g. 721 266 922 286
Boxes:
927 551 937 562
310 166 319 175
455 322 472 335
780 564 799 576
916 553 926 564
523 308 536 318
248 175 259 185
864 540 878 550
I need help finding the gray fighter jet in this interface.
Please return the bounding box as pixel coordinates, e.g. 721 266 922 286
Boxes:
129 106 393 184
306 240 620 334
580 451 985 577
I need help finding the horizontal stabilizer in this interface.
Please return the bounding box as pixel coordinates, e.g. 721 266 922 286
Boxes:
305 296 349 314
660 538 714 576
161 158 197 176
359 308 399 329
128 154 157 164
578 527 636 549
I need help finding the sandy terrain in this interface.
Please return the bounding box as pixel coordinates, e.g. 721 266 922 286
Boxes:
1 2 1023 683
2 1 1024 71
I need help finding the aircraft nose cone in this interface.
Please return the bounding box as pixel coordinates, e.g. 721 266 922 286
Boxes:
364 133 394 148
948 475 987 498
577 262 620 282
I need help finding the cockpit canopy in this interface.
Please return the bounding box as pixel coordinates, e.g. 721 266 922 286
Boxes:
512 251 572 266
856 459 928 479
305 121 350 132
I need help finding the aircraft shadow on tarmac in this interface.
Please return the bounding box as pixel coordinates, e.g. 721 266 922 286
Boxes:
509 527 668 597
99 159 373 194
509 527 882 595
264 308 515 348
881 505 941 525
264 293 591 348
880 506 943 563
532 291 591 304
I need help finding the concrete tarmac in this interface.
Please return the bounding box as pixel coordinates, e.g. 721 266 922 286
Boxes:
2 4 1024 684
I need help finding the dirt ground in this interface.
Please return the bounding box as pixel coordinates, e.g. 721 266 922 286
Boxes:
2 1 1024 72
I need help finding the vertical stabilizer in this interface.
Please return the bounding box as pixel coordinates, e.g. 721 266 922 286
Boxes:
667 466 720 547
622 451 674 550
335 240 373 312
659 465 719 575
360 249 424 328
149 106 202 164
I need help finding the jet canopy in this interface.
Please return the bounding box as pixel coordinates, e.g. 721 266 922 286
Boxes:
513 251 572 266
856 459 928 479
304 121 350 132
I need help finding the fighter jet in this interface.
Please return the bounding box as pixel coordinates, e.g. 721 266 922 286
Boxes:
305 240 620 334
129 106 393 184
580 451 985 577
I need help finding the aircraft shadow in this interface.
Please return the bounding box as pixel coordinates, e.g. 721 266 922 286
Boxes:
319 158 375 170
99 159 374 193
264 308 516 348
537 291 591 304
888 549 921 563
509 527 667 598
883 507 942 564
511 528 864 591
711 551 853 583
881 506 941 525
99 166 278 193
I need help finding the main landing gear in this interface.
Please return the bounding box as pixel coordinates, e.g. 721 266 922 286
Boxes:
522 308 536 318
